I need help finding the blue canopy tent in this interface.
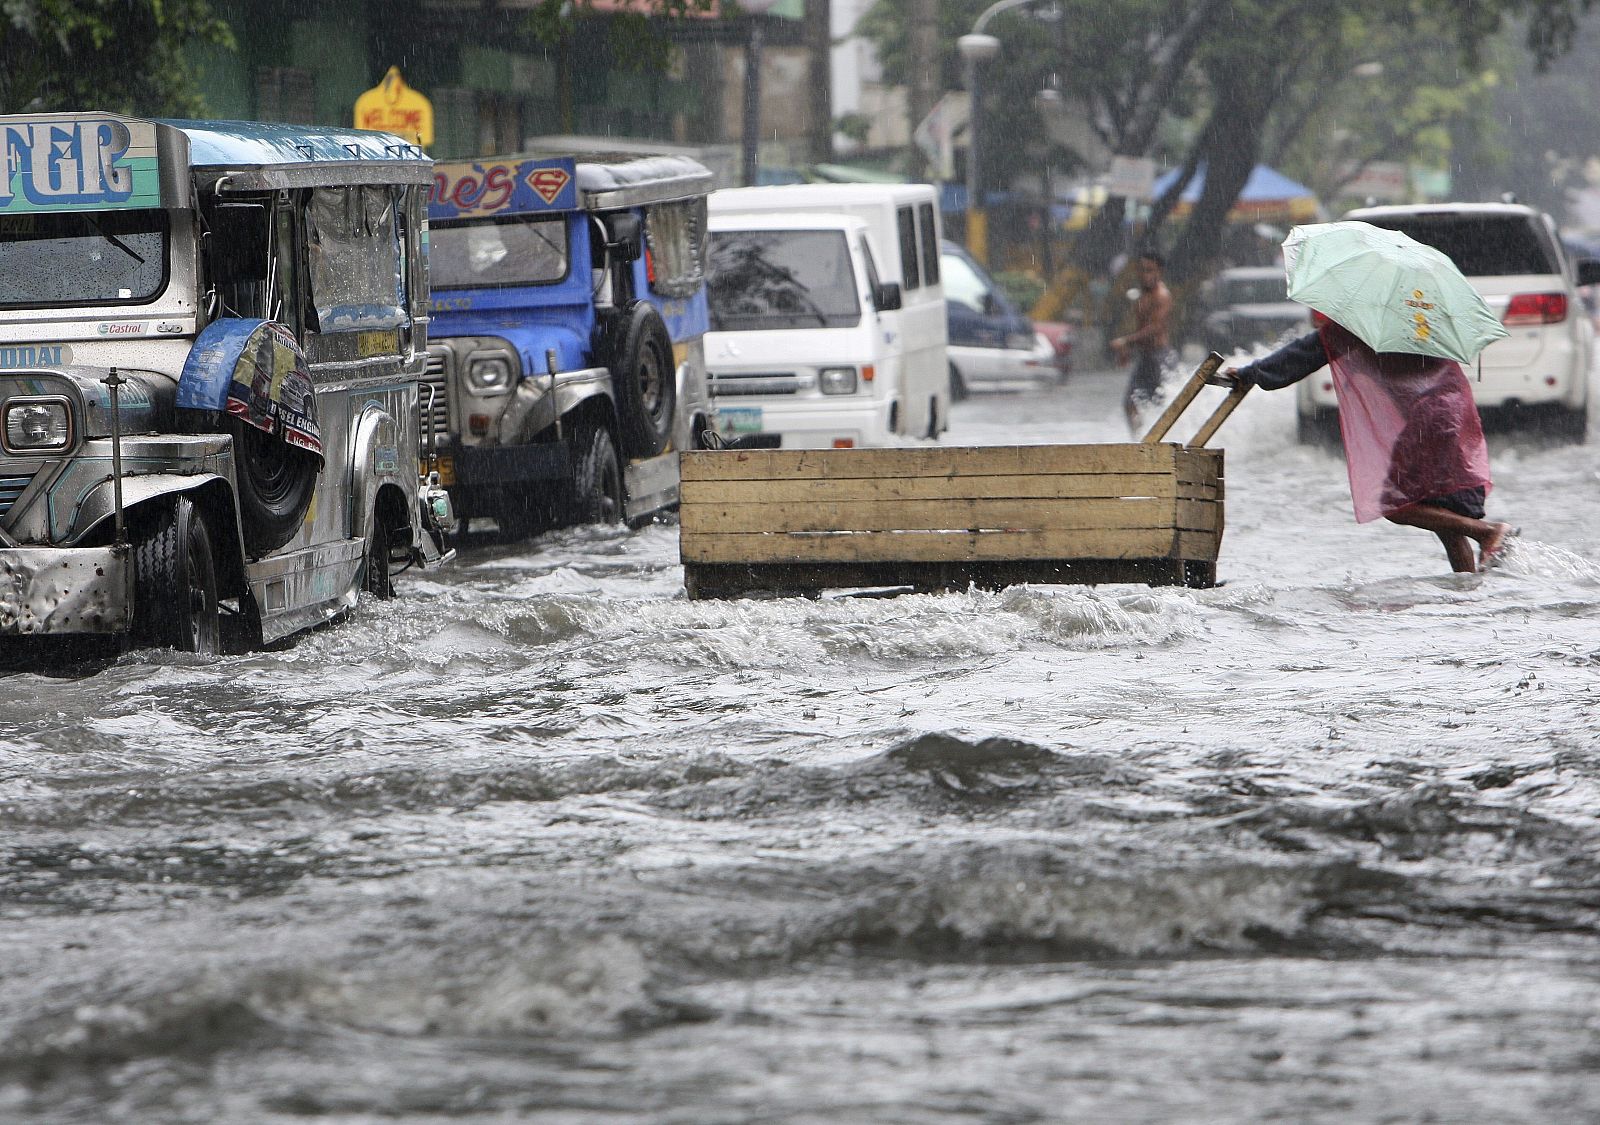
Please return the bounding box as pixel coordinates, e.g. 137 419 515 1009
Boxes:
1150 164 1321 222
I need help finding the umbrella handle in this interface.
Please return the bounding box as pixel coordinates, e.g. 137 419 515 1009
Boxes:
1141 352 1224 444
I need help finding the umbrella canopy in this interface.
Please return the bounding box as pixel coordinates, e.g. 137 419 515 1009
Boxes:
1283 221 1510 364
1150 164 1321 223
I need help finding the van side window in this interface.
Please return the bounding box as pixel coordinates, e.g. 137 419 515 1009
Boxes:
306 185 406 332
918 202 940 286
645 197 708 298
897 206 921 290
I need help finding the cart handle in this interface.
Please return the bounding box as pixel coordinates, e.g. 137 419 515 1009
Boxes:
1139 352 1252 449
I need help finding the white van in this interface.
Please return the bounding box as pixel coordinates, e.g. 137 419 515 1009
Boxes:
705 184 948 447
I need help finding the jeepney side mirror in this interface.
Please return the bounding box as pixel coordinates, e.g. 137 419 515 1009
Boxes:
873 282 902 312
602 212 643 262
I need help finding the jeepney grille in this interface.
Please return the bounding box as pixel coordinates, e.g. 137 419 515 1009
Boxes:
0 471 37 517
418 348 451 435
710 372 802 397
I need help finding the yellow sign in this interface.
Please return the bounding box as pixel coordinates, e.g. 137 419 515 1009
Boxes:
354 67 433 147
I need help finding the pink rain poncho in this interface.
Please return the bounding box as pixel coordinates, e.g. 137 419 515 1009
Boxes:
1319 322 1491 523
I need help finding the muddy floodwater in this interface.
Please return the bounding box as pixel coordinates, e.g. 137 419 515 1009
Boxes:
3 366 1600 1123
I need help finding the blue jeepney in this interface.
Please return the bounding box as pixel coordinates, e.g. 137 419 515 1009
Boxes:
426 153 715 532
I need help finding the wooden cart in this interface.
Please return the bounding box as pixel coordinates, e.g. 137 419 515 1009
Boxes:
680 355 1248 600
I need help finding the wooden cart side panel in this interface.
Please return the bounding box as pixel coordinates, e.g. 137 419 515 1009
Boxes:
679 472 1217 505
682 496 1224 535
681 444 1195 482
680 526 1205 564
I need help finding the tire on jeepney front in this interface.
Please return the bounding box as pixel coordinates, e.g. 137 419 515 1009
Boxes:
231 419 320 556
568 424 625 526
600 302 677 459
130 496 220 656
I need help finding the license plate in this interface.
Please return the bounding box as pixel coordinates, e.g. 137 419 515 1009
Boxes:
715 407 763 436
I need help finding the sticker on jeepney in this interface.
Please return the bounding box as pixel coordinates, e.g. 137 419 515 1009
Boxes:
0 344 73 369
0 117 163 213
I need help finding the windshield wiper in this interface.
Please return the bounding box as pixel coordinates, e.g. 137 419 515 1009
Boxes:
92 218 147 265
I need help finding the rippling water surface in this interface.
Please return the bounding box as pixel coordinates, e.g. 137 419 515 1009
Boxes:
3 367 1599 1123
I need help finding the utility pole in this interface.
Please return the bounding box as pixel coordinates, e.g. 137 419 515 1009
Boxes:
805 0 833 165
907 0 938 179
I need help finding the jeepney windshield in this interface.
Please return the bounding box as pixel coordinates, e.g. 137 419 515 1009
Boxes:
707 229 861 331
0 210 168 307
430 215 569 288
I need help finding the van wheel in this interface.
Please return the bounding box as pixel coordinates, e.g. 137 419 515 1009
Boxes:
949 364 969 402
232 420 318 556
1296 408 1340 450
569 424 625 526
601 303 677 459
131 497 220 655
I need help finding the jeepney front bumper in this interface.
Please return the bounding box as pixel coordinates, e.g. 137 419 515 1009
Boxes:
0 547 132 636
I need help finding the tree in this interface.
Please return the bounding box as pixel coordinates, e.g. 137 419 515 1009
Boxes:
1 0 234 116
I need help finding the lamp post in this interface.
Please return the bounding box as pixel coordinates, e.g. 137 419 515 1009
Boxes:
741 0 783 186
957 0 1053 266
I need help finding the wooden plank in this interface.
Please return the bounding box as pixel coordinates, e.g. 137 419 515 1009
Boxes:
681 444 1189 482
683 557 1212 599
681 471 1187 505
1142 353 1224 443
681 526 1187 565
681 496 1203 535
1187 384 1251 449
1175 499 1223 533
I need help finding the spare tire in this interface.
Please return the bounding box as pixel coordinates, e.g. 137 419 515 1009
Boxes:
600 302 676 459
232 419 319 556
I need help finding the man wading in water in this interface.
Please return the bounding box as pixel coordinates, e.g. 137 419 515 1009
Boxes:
1111 252 1177 434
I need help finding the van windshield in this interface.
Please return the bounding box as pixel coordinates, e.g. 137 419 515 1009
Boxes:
0 210 168 307
1358 214 1557 276
708 229 860 330
430 215 569 288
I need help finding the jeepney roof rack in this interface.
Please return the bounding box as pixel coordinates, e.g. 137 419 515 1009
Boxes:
574 156 715 212
156 118 434 191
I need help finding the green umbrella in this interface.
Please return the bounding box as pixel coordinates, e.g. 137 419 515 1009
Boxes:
1283 220 1509 364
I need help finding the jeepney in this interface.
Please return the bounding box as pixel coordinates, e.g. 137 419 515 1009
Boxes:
425 153 715 533
0 112 452 653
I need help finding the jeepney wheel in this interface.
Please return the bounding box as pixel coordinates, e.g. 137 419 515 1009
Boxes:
131 496 220 656
362 510 398 600
570 424 625 526
232 420 319 556
603 302 677 459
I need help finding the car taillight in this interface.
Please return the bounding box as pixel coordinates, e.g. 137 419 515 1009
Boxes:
1502 292 1567 325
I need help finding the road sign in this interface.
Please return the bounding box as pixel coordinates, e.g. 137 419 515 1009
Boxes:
355 67 434 147
914 92 968 181
1105 155 1156 202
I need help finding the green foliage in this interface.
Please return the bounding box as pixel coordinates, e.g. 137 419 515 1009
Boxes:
0 0 234 115
520 0 717 72
993 269 1045 311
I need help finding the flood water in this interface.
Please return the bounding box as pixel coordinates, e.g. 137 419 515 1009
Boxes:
4 365 1600 1123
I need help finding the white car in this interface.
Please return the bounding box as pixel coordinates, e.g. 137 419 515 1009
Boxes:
1300 202 1600 443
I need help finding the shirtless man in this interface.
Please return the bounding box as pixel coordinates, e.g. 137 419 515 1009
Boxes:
1111 252 1177 433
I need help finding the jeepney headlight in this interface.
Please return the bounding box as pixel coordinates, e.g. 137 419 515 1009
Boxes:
3 398 73 453
819 366 858 395
466 354 515 395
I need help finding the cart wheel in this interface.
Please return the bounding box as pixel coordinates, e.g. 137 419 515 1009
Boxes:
601 303 677 459
131 496 220 655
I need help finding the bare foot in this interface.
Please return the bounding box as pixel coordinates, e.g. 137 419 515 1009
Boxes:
1478 522 1517 571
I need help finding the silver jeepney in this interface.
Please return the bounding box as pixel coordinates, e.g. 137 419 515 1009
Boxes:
0 112 452 651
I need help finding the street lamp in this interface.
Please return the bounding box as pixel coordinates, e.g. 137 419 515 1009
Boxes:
740 0 783 186
958 0 1052 265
